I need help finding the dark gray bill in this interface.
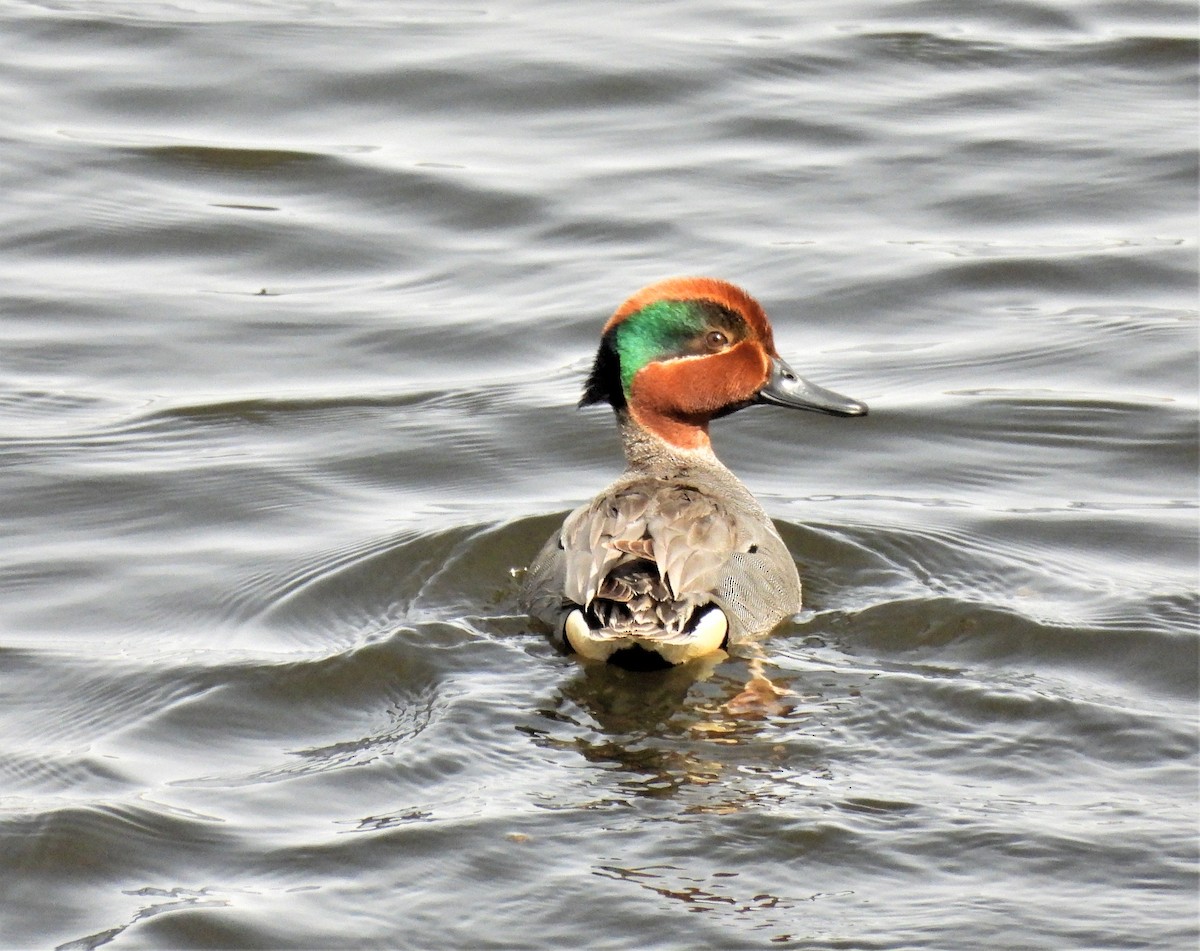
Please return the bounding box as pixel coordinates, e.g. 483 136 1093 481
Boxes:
756 356 868 417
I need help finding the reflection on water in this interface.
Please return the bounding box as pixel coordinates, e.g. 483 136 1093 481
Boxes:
56 888 232 951
592 863 805 937
525 654 852 812
0 0 1195 947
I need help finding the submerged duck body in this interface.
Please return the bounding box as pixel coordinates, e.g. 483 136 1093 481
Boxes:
521 277 867 669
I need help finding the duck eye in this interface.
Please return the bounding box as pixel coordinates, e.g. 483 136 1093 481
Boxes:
705 330 729 350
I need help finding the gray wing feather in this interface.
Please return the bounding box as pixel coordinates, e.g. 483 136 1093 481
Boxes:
521 476 801 643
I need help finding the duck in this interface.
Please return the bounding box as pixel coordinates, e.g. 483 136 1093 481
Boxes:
520 277 867 670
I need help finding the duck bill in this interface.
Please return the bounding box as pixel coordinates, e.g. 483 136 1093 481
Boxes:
756 356 868 417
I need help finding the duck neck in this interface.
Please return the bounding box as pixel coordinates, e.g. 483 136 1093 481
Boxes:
617 409 723 474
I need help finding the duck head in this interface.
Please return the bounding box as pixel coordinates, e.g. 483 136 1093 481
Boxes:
581 277 867 449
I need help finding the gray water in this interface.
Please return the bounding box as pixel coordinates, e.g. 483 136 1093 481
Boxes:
1 1 1197 948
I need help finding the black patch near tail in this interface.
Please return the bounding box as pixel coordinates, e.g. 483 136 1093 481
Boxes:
608 644 675 671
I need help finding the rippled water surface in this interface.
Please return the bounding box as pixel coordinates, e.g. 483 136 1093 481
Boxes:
1 1 1197 948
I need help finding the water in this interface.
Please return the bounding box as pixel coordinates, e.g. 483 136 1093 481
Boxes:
1 1 1196 948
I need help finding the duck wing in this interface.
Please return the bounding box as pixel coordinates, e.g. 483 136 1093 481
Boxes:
522 477 800 646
